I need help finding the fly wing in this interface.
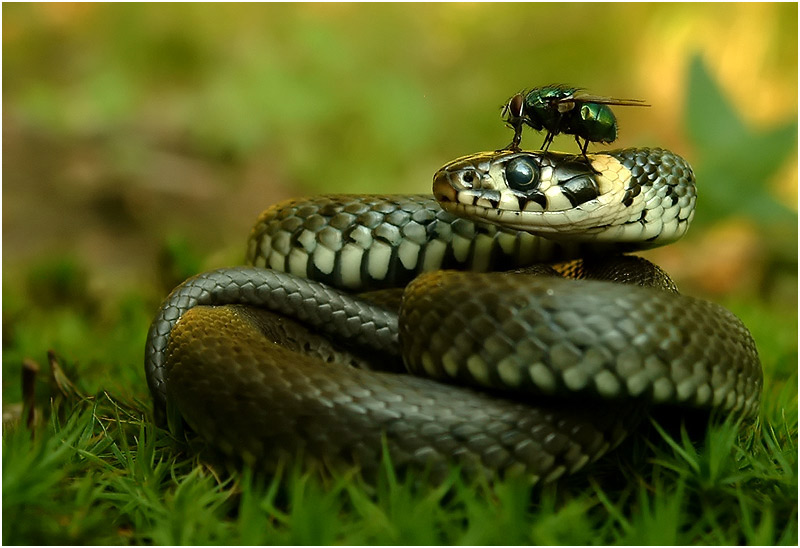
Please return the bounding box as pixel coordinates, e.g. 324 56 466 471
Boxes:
566 92 650 107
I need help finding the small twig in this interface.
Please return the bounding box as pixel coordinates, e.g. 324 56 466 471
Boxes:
21 358 39 433
48 350 84 400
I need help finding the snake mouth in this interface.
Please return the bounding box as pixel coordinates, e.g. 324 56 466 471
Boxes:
433 154 548 220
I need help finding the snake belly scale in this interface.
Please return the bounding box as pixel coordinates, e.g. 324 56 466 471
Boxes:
145 147 761 482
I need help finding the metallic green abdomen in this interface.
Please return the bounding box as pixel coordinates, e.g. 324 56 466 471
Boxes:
577 104 617 143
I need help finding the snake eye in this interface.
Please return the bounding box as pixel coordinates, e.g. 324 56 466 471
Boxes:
505 157 539 191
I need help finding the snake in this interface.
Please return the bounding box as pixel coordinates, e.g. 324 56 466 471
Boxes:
145 147 762 482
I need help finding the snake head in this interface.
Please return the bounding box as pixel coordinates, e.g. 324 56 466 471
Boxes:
433 148 695 246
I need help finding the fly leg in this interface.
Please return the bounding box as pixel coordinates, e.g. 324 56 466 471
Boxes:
541 111 565 152
499 121 523 152
577 135 590 158
540 131 555 151
576 136 602 173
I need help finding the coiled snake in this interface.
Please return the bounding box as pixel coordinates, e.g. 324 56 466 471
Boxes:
145 147 761 482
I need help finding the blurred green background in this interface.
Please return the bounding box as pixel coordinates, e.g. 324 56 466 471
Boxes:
2 3 797 399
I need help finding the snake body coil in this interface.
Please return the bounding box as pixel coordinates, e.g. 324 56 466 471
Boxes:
145 147 761 481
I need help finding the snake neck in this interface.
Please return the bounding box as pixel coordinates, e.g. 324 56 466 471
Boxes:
246 194 572 292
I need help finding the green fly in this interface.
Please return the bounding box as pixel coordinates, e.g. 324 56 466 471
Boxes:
502 85 649 154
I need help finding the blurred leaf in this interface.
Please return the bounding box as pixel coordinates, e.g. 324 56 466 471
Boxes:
685 54 797 226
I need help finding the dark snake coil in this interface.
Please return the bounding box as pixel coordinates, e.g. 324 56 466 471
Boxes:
145 147 761 482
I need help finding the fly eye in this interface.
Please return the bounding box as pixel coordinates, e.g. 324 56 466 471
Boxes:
503 94 525 121
509 94 524 117
505 157 539 191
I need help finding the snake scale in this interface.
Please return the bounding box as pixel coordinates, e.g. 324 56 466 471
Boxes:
145 147 762 482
